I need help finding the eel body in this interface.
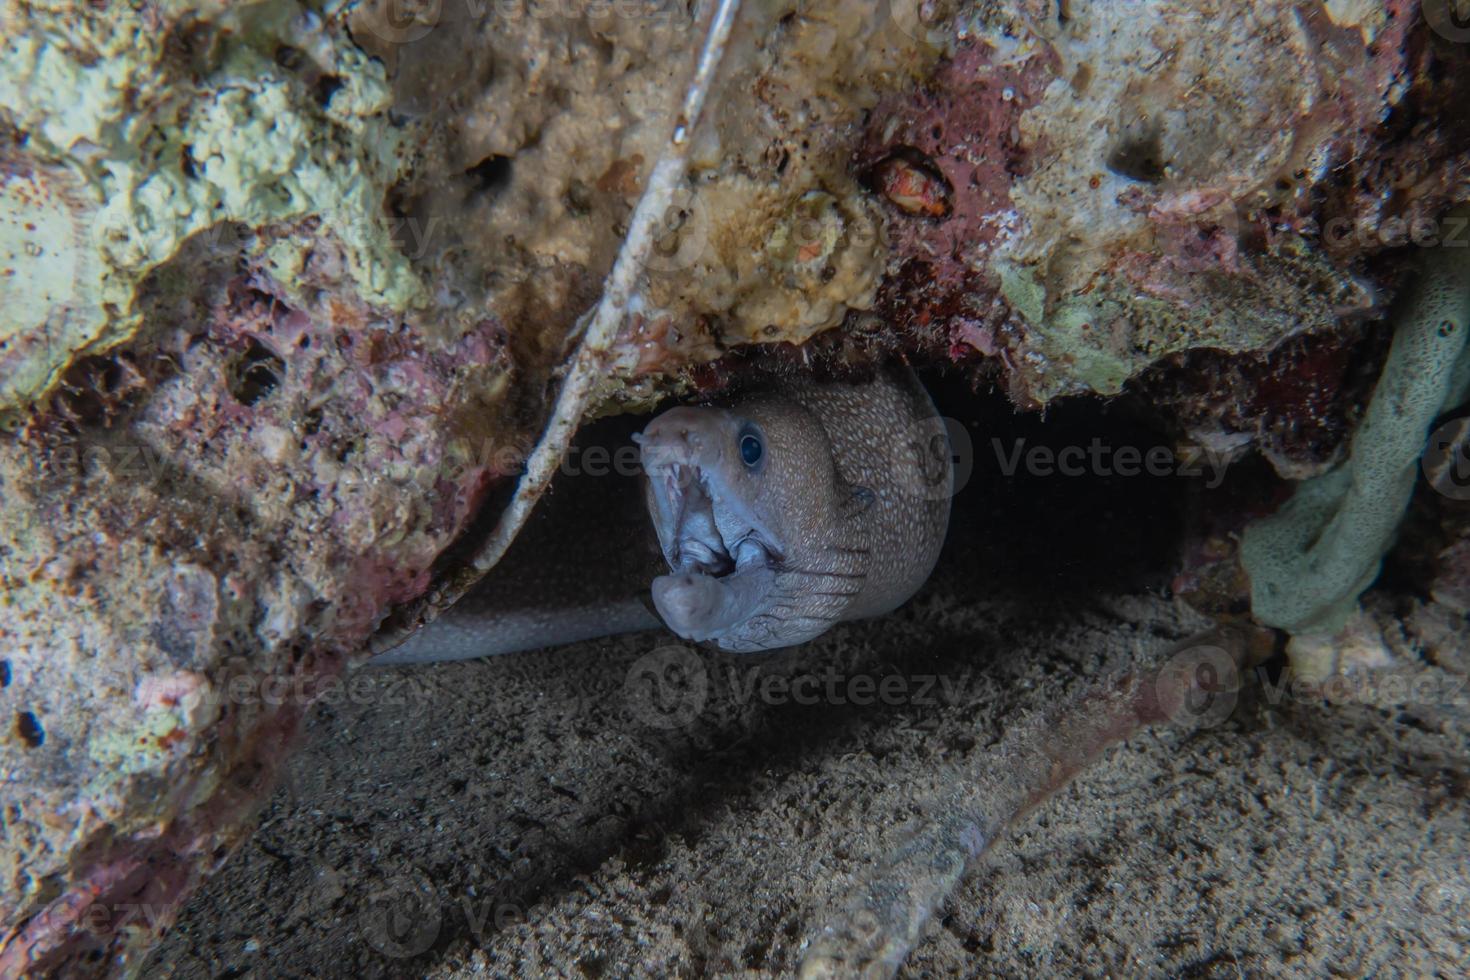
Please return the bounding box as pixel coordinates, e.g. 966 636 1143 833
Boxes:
374 367 951 663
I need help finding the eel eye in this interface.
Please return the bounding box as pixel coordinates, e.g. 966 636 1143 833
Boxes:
739 430 763 468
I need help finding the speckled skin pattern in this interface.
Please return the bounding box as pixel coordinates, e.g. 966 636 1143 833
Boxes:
378 368 952 661
641 367 952 652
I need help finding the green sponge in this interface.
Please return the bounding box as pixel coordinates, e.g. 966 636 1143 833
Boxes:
1242 224 1470 636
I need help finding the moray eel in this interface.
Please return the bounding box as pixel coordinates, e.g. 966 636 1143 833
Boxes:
374 367 951 663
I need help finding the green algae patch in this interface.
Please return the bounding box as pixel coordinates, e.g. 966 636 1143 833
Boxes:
1045 296 1134 396
996 241 1364 405
0 164 105 408
998 262 1130 397
86 706 191 779
997 260 1046 329
0 0 422 414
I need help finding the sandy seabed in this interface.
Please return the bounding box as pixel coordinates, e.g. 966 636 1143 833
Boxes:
154 416 1470 978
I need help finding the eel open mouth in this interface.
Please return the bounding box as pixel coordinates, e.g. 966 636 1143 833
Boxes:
636 419 783 644
645 458 777 578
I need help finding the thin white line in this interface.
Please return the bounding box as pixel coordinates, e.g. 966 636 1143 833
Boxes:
372 0 745 654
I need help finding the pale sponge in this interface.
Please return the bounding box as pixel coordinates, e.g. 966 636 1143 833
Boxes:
1242 215 1470 637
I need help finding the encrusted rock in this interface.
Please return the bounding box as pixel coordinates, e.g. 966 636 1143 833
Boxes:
2 1 1468 974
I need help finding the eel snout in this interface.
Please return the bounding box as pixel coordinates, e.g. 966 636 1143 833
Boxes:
635 407 744 576
636 407 781 644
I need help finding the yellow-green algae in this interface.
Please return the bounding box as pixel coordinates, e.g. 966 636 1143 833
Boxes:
0 0 424 413
996 239 1362 403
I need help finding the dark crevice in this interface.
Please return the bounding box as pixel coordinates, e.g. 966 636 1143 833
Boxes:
1107 121 1168 183
230 340 286 407
16 711 44 748
314 74 345 107
465 155 513 198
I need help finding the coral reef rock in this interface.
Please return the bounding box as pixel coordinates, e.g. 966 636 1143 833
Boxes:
1 0 1467 974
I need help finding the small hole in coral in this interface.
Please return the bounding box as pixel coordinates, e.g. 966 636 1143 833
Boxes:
52 353 152 428
274 44 306 71
314 75 344 107
465 155 514 197
1105 122 1168 184
385 182 414 221
230 339 286 407
564 178 594 215
0 660 10 686
16 711 43 748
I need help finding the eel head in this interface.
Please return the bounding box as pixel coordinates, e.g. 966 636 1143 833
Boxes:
635 393 869 652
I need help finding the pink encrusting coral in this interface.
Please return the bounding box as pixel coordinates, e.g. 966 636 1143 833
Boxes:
152 275 509 641
1 240 515 970
857 38 1056 366
855 1 1435 411
0 698 301 974
860 41 1056 293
